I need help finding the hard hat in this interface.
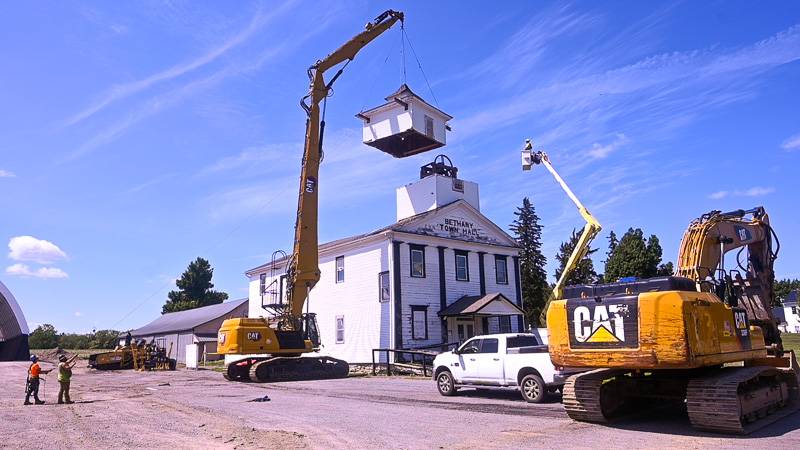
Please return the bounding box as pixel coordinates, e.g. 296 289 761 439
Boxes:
58 354 67 362
30 355 38 362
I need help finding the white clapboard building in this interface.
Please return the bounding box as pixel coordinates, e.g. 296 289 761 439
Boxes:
245 157 524 363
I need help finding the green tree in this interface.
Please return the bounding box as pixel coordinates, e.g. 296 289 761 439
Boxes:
539 229 598 325
509 197 549 327
775 278 800 306
604 228 673 281
58 333 91 349
162 257 229 314
606 230 618 262
28 324 59 349
90 330 122 349
554 228 598 285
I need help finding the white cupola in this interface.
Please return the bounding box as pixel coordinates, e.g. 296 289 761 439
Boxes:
396 155 479 221
357 84 452 158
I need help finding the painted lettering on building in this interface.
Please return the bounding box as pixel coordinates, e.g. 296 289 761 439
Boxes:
437 218 482 237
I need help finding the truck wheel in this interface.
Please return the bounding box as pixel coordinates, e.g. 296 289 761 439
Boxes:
520 374 546 403
436 371 457 397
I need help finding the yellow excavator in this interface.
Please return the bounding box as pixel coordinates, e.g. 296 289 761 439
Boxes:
522 139 799 434
216 10 413 382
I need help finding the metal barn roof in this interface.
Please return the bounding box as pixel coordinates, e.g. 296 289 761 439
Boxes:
0 280 29 340
129 298 247 337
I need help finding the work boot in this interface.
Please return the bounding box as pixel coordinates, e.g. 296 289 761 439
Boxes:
34 400 45 405
65 400 74 404
57 400 63 404
23 401 31 405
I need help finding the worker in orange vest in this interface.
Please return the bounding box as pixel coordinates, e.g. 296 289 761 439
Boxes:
25 355 52 405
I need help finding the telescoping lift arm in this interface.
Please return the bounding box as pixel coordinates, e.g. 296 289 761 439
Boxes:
521 139 602 301
286 10 404 324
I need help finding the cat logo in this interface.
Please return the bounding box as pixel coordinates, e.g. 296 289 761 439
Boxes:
247 331 262 342
567 296 639 349
734 225 752 242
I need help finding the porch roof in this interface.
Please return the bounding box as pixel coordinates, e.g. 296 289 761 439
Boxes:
438 293 524 317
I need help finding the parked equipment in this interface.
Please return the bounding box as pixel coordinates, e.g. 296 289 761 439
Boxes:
217 10 434 383
521 140 799 434
88 339 176 371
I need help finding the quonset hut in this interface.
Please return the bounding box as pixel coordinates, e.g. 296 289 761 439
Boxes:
0 280 30 361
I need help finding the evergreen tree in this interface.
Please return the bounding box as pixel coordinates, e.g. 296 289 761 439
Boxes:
606 230 618 262
604 228 673 281
554 228 598 285
509 197 549 327
162 257 229 314
775 278 800 305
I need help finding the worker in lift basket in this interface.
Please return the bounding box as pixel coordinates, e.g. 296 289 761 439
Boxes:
24 355 52 405
57 354 76 404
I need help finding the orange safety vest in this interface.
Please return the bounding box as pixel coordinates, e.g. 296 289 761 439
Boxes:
29 362 41 378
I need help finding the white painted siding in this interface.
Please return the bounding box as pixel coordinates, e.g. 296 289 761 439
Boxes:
247 239 392 363
785 305 800 333
398 243 443 348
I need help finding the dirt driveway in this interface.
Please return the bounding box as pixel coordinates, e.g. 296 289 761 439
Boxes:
1 362 798 449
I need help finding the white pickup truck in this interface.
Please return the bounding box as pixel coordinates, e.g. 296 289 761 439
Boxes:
432 332 575 403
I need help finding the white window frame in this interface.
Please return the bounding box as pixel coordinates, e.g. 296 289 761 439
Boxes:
455 251 469 281
379 271 390 303
335 256 344 283
411 306 428 340
424 115 434 138
495 255 508 285
335 316 345 344
410 245 425 278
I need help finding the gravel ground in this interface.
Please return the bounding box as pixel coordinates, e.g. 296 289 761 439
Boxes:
1 361 799 449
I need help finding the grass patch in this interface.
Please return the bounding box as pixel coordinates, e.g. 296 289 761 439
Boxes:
782 333 800 354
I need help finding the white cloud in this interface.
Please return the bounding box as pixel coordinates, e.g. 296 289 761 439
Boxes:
587 133 629 159
709 191 729 200
5 263 69 279
64 6 336 162
62 1 299 127
74 311 82 317
742 186 774 197
707 186 774 199
781 133 800 151
8 236 68 264
0 169 15 178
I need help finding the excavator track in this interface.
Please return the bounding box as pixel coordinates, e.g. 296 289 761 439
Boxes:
562 368 626 423
249 356 349 382
686 366 799 434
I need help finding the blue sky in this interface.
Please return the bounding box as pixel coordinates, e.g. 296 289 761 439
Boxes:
1 1 798 333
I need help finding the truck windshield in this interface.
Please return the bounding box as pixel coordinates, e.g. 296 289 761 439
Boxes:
506 335 539 348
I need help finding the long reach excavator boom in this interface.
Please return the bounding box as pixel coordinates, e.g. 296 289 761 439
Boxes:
216 10 407 383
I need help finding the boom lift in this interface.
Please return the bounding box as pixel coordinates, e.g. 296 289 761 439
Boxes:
521 139 799 434
216 10 412 383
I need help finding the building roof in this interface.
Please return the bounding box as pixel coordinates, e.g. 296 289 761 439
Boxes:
245 200 520 276
785 290 799 306
358 83 453 121
128 298 247 337
0 280 29 340
439 293 524 317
